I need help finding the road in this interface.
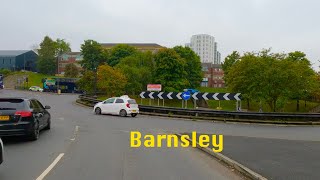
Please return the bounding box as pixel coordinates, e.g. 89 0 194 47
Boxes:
0 90 242 180
0 90 320 180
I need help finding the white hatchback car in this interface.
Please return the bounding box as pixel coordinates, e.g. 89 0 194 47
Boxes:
93 95 139 117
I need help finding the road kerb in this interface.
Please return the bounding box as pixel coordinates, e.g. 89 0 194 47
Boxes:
176 133 268 180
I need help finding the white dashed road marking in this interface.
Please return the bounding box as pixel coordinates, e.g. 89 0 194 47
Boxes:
36 153 65 180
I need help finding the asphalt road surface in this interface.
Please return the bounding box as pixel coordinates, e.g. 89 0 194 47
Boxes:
0 90 242 180
0 90 320 180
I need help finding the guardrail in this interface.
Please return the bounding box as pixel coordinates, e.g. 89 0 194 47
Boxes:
78 95 320 124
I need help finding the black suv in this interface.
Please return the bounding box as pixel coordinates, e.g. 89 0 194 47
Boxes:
0 98 51 140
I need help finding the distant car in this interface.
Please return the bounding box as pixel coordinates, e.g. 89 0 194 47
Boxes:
0 98 51 140
29 86 43 92
184 88 199 94
0 138 3 164
93 95 139 117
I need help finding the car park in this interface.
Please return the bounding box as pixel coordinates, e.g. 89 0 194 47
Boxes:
0 98 51 140
29 86 43 92
93 95 139 117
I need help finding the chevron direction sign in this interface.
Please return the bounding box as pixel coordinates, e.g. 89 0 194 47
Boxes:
140 92 242 101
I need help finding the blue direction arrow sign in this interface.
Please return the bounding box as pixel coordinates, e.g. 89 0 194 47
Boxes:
181 91 191 101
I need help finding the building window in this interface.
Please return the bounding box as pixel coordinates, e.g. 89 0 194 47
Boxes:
2 59 4 64
9 59 11 64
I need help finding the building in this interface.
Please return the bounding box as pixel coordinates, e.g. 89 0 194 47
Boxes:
100 43 164 53
201 63 225 88
57 52 83 75
0 50 38 71
185 34 221 64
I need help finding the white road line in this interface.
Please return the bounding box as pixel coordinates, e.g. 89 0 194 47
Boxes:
75 125 79 132
36 153 65 180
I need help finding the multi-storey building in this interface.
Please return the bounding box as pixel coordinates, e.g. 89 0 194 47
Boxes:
201 63 225 88
185 34 221 64
57 52 83 75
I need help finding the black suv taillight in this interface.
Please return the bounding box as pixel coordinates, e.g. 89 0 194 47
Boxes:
15 111 32 117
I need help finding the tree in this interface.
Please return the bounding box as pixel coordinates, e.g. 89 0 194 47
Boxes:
80 40 107 71
37 36 57 75
108 44 138 66
285 52 317 111
222 51 240 76
64 63 79 78
173 46 203 88
97 65 127 96
77 71 95 94
37 36 72 75
56 39 71 56
154 48 189 91
116 52 154 94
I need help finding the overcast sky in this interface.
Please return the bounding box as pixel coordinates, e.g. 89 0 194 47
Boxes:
0 0 319 70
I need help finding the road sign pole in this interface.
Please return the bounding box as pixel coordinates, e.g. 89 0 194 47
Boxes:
236 101 238 111
186 100 188 109
158 98 159 106
182 100 184 108
163 99 164 107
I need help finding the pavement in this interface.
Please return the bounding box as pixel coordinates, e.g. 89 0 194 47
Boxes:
0 89 320 180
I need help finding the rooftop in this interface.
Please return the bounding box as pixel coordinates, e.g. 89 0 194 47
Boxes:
100 43 163 48
0 50 31 57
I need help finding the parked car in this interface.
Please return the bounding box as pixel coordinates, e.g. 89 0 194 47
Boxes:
93 95 139 117
0 138 3 164
29 86 43 92
0 98 51 140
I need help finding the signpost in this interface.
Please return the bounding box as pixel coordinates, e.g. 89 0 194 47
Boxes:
147 84 162 106
147 84 162 91
181 91 191 108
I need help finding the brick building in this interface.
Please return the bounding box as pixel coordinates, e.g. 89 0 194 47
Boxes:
57 52 83 75
201 63 225 88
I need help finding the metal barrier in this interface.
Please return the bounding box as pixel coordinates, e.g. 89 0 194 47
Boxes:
78 95 320 122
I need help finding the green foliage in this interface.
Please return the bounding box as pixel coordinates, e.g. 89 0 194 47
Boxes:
173 46 203 88
116 52 154 94
77 71 95 94
64 64 79 78
0 69 11 76
37 36 57 75
154 48 189 91
108 44 138 66
222 51 240 76
56 39 71 56
225 49 318 112
80 40 107 71
97 65 127 96
37 36 71 75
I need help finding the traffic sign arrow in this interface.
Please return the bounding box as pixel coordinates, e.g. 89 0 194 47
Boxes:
192 92 199 100
202 92 209 100
212 93 219 100
140 92 145 98
158 92 164 99
177 92 182 99
167 92 173 99
149 92 154 99
234 93 241 101
223 93 230 100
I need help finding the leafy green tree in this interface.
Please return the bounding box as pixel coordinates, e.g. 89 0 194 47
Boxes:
37 36 72 75
37 36 57 75
173 46 202 88
77 71 95 94
285 52 317 111
154 48 189 91
108 44 137 66
80 40 107 71
64 63 79 78
222 51 240 76
116 52 154 94
97 65 127 96
56 39 71 56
